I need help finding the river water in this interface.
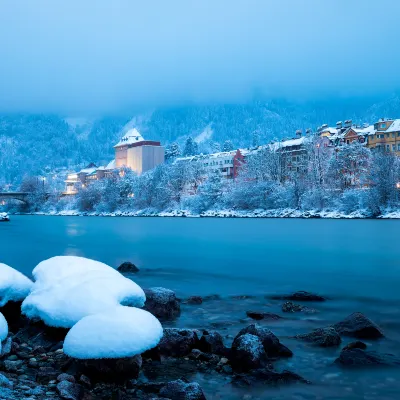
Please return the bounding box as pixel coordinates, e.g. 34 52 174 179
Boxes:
1 216 400 399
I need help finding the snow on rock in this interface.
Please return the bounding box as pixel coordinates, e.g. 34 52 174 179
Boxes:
22 256 145 328
0 263 33 306
63 306 163 359
0 313 8 342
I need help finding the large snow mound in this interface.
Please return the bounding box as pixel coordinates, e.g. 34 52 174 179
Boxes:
0 263 33 307
63 306 163 359
0 312 8 342
22 256 146 328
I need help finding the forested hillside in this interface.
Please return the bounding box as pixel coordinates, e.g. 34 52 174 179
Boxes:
1 95 400 187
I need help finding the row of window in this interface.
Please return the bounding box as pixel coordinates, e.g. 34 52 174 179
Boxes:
376 143 400 152
204 159 233 167
372 132 400 139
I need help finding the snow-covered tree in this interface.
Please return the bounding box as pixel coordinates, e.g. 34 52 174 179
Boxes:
183 137 198 156
165 142 181 161
222 140 234 152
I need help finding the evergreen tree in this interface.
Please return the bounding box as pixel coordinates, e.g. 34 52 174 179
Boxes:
165 142 181 161
183 137 198 156
252 130 260 148
222 140 234 152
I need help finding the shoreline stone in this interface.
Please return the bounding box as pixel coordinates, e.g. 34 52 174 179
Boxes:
117 261 139 274
295 327 341 347
333 312 384 339
144 287 181 321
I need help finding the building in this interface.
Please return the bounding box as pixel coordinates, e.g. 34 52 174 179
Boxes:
175 149 247 179
114 128 164 174
367 118 400 155
64 129 164 194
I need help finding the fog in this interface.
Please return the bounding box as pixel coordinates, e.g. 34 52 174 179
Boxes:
0 0 399 115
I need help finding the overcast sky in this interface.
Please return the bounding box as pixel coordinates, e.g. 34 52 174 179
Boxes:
0 0 399 115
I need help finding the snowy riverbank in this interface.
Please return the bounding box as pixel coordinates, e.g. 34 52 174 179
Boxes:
9 208 400 219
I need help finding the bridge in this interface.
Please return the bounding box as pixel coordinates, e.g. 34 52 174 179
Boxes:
0 192 30 204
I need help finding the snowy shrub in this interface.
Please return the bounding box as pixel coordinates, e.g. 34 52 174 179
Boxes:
22 256 145 328
0 263 33 306
300 188 329 211
63 306 163 359
339 189 364 214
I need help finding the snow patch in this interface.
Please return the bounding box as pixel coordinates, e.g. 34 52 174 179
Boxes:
22 256 145 328
63 306 163 359
195 125 213 144
0 264 33 306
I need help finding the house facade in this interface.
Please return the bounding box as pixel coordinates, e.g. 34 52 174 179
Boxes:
114 129 165 174
367 119 400 155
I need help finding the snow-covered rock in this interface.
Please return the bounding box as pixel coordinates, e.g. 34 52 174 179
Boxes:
0 213 9 222
63 306 163 359
0 313 8 342
22 256 145 328
0 263 33 306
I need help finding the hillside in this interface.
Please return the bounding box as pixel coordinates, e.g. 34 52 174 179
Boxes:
1 96 400 187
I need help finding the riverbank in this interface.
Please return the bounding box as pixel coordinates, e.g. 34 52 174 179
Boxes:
7 207 400 219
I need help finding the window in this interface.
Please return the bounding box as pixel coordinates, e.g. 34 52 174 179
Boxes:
381 123 386 129
398 144 400 151
386 144 390 151
398 132 400 137
392 133 396 138
392 144 396 151
386 133 390 138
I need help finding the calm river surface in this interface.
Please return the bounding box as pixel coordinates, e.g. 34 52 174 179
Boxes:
1 216 400 399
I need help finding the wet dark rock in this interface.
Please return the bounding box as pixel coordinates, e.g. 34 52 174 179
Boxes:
188 349 216 362
144 287 181 321
117 261 139 273
231 333 268 372
78 355 142 383
230 295 256 300
343 341 367 351
335 348 400 367
37 366 58 381
295 327 341 347
186 296 203 305
209 320 236 329
0 337 12 358
282 301 317 314
159 329 199 357
13 320 67 351
333 312 384 339
270 291 326 302
79 374 91 388
198 330 226 355
0 373 13 389
56 380 84 400
3 359 23 372
232 368 310 387
202 294 221 301
159 379 206 400
246 311 283 321
57 373 76 383
235 324 292 359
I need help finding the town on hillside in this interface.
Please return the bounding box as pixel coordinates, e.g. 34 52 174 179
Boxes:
63 117 400 195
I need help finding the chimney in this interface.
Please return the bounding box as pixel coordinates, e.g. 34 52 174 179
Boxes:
336 121 343 129
295 129 302 138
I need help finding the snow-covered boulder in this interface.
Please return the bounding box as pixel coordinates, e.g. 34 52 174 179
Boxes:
22 256 146 328
0 263 33 306
0 313 8 342
63 306 163 359
0 213 9 222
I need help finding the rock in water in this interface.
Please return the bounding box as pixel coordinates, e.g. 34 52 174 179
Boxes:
333 312 384 339
342 341 367 351
295 327 341 347
246 311 283 321
159 379 206 400
270 291 326 302
78 355 142 382
117 261 139 273
56 380 84 400
158 328 199 357
232 368 310 387
144 287 181 320
335 348 400 367
231 333 268 372
235 324 292 358
198 330 225 355
282 301 317 314
186 296 203 305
